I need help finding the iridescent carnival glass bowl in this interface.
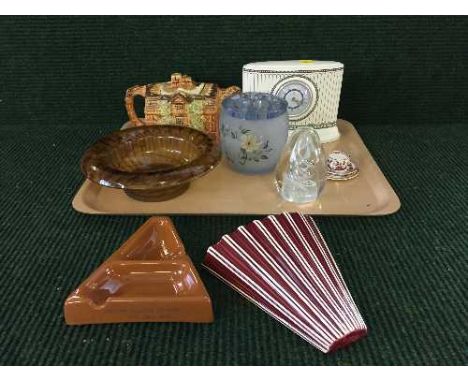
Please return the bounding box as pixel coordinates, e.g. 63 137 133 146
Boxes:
81 125 221 202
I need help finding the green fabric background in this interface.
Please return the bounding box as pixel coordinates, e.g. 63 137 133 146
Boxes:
0 16 467 365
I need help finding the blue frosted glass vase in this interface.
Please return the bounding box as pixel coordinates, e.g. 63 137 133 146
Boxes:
220 92 289 174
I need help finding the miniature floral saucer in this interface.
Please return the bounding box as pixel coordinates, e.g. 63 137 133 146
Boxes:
327 168 359 181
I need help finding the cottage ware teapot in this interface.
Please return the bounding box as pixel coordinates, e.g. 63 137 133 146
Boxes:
125 73 240 142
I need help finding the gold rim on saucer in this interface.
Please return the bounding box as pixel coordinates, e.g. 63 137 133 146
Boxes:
327 168 360 181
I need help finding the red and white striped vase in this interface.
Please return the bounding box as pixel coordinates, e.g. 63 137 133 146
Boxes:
203 212 367 353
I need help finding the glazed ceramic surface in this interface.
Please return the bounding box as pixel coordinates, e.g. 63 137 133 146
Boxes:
64 217 213 325
327 151 352 172
80 125 221 202
220 92 289 174
203 212 367 353
326 150 360 181
242 60 344 143
125 73 240 142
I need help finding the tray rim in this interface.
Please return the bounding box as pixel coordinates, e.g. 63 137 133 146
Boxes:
72 120 401 216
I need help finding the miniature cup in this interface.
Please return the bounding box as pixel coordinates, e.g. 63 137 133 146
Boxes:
327 150 353 174
220 92 289 174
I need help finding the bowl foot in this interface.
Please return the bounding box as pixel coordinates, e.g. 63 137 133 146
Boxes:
125 183 190 202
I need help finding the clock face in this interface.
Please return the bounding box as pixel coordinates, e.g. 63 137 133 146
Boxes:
273 77 317 121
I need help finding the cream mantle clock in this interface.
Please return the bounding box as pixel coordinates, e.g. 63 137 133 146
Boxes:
242 60 344 143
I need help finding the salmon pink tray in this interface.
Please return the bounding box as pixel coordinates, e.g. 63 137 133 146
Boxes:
72 120 400 216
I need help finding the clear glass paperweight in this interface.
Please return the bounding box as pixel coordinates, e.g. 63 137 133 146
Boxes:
275 128 327 203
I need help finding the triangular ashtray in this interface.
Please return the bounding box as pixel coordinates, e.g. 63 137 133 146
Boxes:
64 217 213 325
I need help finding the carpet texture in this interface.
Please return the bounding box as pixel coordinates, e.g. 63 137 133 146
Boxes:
0 16 467 365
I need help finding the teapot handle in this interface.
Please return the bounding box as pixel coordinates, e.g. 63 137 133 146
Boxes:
125 85 147 127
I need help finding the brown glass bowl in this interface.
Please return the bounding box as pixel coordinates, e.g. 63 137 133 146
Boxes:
81 125 221 202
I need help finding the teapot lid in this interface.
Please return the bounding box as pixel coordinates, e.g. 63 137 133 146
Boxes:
149 73 216 98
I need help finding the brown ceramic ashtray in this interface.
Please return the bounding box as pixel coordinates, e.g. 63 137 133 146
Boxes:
80 125 221 202
64 217 213 325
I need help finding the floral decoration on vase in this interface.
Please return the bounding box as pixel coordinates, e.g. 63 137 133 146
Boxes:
221 124 273 166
